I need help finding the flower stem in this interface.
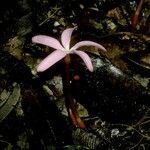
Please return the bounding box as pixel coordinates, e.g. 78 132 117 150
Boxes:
63 54 86 128
131 0 144 29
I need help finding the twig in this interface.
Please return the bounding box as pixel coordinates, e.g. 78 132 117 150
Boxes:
129 137 144 150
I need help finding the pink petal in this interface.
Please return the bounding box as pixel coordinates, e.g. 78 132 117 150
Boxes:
37 49 66 72
32 35 64 50
71 41 106 51
73 50 93 72
61 28 75 50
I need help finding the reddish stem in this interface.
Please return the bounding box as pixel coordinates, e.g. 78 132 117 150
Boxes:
63 54 86 128
131 0 144 29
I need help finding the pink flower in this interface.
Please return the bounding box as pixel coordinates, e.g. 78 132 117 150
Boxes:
32 27 106 72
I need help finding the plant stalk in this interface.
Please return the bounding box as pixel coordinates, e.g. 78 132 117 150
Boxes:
63 54 86 128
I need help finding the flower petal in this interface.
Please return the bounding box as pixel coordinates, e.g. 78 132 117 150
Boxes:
73 50 93 72
32 35 64 50
37 49 66 72
71 41 106 51
61 28 75 50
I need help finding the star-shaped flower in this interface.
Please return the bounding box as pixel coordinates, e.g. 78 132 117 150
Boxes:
32 27 106 72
